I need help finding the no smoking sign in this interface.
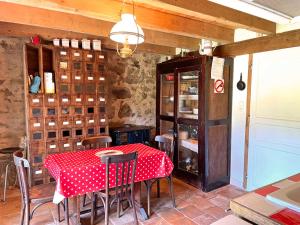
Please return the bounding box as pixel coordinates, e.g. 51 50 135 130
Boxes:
214 79 224 94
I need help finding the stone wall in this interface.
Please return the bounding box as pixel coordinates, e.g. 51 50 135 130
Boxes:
106 51 164 127
0 37 27 148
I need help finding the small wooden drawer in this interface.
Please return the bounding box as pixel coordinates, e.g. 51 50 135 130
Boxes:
59 106 72 116
83 50 95 62
72 71 84 83
46 130 58 140
46 140 59 154
45 117 58 129
73 138 84 151
98 116 107 126
60 128 72 139
30 107 43 118
98 106 106 114
59 116 73 128
45 107 57 117
73 127 85 138
59 140 73 152
95 51 105 63
86 116 97 126
30 154 45 166
85 71 96 82
30 130 44 142
98 73 106 82
86 106 96 115
44 94 58 107
98 126 107 135
85 95 96 105
58 83 71 94
57 70 71 83
59 95 71 105
96 63 105 73
71 94 84 106
97 83 105 93
73 106 84 116
57 48 69 60
28 94 43 107
85 83 96 94
97 95 106 104
32 166 44 180
58 60 69 71
29 118 44 131
72 83 84 94
85 126 96 137
73 116 85 127
71 49 83 61
29 141 45 155
84 62 94 72
72 61 82 71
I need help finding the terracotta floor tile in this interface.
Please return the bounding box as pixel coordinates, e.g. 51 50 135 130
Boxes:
168 216 198 225
142 215 167 225
193 213 217 225
178 205 205 219
202 206 228 219
157 208 184 222
208 195 230 210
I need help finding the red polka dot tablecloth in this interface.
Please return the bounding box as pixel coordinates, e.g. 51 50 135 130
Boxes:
44 143 174 200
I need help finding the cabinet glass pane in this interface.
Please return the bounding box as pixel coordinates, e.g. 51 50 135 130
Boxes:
159 120 174 138
160 73 174 116
178 70 199 119
177 123 198 175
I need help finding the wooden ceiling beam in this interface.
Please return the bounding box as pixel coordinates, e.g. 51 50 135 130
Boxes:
136 0 276 34
0 22 176 55
0 1 198 50
1 0 234 43
213 29 300 57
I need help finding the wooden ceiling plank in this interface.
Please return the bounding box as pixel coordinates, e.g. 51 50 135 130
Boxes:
0 22 176 55
213 29 300 57
2 0 234 43
135 0 276 34
0 1 198 50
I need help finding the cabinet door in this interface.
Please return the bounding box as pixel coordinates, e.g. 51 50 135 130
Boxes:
159 73 175 117
176 66 200 120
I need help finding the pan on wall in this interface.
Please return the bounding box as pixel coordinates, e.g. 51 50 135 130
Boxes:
237 73 246 91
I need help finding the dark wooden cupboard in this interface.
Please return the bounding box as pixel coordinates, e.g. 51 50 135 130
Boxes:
156 54 233 192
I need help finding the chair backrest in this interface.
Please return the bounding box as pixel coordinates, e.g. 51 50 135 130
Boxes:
13 150 30 204
101 152 137 200
81 135 112 150
155 135 174 162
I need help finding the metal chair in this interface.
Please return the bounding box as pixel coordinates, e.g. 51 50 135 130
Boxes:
0 154 14 202
81 135 112 149
90 152 138 225
13 150 64 225
144 135 176 216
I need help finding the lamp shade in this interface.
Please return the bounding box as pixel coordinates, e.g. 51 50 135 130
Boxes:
110 13 144 45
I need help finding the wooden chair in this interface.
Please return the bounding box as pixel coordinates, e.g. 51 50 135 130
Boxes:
13 150 64 225
81 135 112 207
81 135 112 150
90 152 138 225
144 135 176 216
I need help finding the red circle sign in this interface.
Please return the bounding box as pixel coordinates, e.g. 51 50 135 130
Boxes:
214 79 224 93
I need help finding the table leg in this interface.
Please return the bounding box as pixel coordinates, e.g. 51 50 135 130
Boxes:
76 196 81 225
134 182 149 220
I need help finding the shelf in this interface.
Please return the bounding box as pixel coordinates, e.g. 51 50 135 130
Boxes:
179 139 198 153
178 114 198 120
179 95 198 100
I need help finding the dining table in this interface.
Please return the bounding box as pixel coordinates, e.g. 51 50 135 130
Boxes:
44 143 174 224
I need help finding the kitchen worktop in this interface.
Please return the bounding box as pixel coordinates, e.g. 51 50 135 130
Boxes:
231 173 300 225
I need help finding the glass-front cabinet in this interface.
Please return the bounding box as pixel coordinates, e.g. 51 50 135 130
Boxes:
156 54 233 192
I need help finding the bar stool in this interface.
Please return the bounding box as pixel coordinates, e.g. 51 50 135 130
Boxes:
0 147 23 201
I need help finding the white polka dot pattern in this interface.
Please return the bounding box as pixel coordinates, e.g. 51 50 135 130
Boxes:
44 143 174 198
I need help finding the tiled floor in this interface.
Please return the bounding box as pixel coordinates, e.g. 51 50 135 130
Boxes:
0 178 245 225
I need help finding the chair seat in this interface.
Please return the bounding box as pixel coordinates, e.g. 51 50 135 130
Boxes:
30 182 56 204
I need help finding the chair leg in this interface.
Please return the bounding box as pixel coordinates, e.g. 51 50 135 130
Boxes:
131 187 138 225
167 175 176 208
3 164 9 202
83 194 87 207
104 195 109 225
24 203 30 225
156 180 160 198
57 203 61 223
91 193 95 225
64 198 70 225
19 202 25 225
145 181 151 217
117 198 120 218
